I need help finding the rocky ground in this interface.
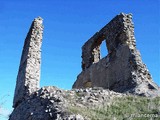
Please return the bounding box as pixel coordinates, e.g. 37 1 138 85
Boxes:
9 86 160 120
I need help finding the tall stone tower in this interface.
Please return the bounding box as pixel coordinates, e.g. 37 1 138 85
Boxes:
13 17 43 108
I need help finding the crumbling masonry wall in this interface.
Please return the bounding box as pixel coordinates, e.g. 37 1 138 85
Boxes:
73 13 158 93
13 17 43 108
81 13 135 70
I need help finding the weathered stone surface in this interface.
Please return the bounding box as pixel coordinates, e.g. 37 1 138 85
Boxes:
10 86 125 120
13 17 43 108
72 13 159 96
10 86 75 120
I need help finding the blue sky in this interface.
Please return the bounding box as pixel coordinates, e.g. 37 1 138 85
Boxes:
0 0 159 119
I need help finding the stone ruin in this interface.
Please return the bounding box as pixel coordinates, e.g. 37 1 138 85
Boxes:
13 17 43 108
9 13 160 120
72 13 159 96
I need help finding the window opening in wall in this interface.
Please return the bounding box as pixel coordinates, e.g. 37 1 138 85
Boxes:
100 40 108 59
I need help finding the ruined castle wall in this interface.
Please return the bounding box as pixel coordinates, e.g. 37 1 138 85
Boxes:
73 13 156 92
13 17 43 108
73 45 132 89
81 13 135 70
9 14 160 120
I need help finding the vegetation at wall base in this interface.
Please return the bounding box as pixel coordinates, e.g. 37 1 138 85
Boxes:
68 96 160 120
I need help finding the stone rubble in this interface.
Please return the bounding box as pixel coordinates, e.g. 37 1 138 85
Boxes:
10 86 126 120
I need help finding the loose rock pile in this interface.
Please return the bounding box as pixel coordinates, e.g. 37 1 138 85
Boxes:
10 86 126 120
